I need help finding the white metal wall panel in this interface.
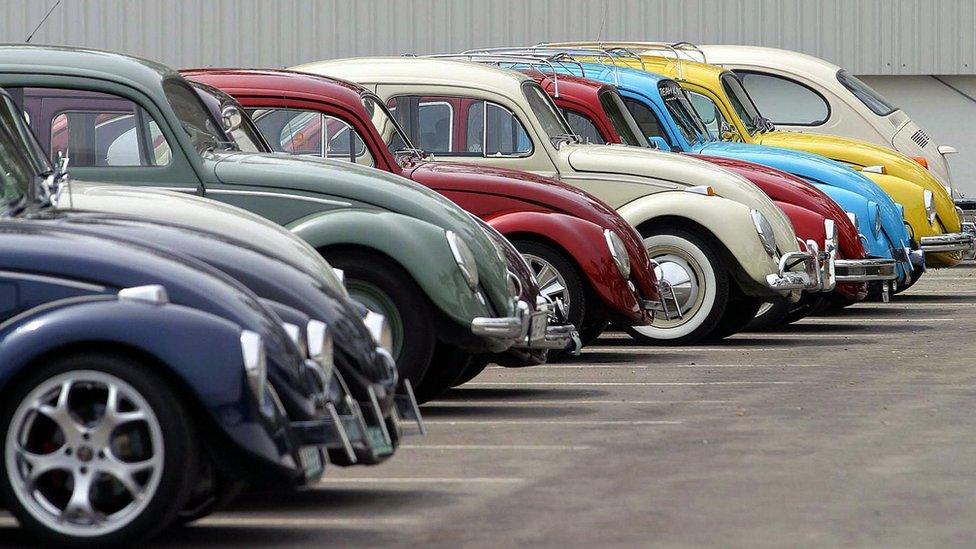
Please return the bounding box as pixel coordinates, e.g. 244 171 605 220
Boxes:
0 0 972 75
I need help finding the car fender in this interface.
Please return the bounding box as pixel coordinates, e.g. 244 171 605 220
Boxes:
862 173 941 239
616 191 783 296
287 207 496 326
775 201 827 251
0 296 286 466
488 210 643 323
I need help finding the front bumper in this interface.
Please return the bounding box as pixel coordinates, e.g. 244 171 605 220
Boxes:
919 232 975 253
764 239 832 293
834 257 899 282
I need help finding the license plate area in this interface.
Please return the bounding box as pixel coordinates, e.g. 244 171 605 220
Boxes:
528 311 548 344
366 426 394 457
299 446 324 480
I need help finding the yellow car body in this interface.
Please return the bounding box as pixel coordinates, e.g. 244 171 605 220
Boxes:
551 43 970 268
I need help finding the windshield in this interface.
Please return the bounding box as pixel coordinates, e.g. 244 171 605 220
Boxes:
361 95 412 157
659 81 713 144
0 95 52 174
598 89 645 146
836 69 897 116
520 81 578 144
163 77 236 155
190 82 269 153
0 98 36 214
720 71 763 136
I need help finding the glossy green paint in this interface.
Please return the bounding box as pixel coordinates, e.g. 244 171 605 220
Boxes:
0 44 513 327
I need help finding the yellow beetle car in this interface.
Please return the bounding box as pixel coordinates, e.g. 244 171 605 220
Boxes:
545 41 975 270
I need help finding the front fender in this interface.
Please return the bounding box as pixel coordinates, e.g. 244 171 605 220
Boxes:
288 208 497 327
775 202 826 251
617 191 783 296
864 173 948 240
0 298 289 472
488 210 643 324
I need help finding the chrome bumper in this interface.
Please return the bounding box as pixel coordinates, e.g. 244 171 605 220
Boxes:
834 258 899 282
765 239 831 292
509 297 581 353
393 379 427 435
919 232 975 253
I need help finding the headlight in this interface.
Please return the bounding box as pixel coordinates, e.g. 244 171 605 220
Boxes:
603 229 631 279
307 319 334 379
923 189 936 224
446 230 479 291
750 209 777 256
363 309 394 354
240 330 268 407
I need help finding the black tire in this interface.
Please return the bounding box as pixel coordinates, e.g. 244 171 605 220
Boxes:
452 356 491 387
709 292 764 340
747 294 823 331
0 352 198 547
414 344 473 404
578 320 610 346
176 462 246 525
894 265 924 294
625 227 731 345
513 240 587 330
325 249 437 385
745 298 789 332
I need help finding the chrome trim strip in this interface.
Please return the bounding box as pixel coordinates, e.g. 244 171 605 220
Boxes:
0 270 106 292
205 189 353 208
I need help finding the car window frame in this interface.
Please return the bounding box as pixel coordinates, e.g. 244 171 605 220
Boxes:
734 69 832 127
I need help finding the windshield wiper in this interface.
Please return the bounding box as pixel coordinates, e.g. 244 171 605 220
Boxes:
393 147 431 163
550 133 582 148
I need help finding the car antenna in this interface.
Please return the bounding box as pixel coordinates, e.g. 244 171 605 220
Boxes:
25 0 62 43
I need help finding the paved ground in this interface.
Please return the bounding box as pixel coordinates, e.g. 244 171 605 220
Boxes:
3 266 976 547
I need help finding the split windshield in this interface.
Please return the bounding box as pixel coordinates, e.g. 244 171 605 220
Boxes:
658 81 712 144
720 72 764 136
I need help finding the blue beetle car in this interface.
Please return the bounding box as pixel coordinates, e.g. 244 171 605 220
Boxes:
525 58 916 290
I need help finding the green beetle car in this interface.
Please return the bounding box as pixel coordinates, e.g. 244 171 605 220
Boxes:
2 44 530 389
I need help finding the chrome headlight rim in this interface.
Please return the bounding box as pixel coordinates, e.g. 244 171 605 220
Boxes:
603 229 632 279
923 189 937 224
240 330 268 408
282 322 308 358
363 309 394 355
445 230 480 291
824 218 838 250
306 319 334 378
870 202 882 238
750 209 777 256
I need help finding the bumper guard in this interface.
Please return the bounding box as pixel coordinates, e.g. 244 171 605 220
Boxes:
919 232 975 253
765 240 828 292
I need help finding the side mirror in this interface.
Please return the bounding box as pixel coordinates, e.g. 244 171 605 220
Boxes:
647 136 671 151
220 105 243 133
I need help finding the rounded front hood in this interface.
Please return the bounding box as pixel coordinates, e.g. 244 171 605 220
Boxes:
210 152 509 307
694 154 863 258
562 143 798 253
756 131 959 232
59 181 344 292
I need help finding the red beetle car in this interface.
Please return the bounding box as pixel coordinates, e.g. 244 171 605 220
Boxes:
183 68 669 347
522 69 873 324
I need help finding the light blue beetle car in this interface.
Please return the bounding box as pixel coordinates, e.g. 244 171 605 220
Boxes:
493 51 916 295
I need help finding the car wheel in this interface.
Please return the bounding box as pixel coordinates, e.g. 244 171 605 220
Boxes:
746 298 789 331
326 250 437 386
414 344 473 404
514 241 586 330
175 461 246 526
710 293 764 339
626 229 730 345
894 265 924 294
577 320 610 346
0 353 198 547
452 356 491 387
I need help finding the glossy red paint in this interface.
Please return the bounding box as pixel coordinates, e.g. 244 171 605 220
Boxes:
528 71 868 300
182 68 660 325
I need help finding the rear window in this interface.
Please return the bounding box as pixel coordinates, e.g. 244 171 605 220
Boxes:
836 69 897 116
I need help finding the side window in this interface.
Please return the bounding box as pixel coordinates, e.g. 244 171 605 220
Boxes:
389 95 531 157
16 87 172 167
561 109 606 144
687 92 729 136
249 108 374 166
736 71 830 126
622 98 666 142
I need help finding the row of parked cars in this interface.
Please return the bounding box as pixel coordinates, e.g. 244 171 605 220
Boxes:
0 41 970 546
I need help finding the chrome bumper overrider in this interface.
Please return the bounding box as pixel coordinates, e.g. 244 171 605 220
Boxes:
765 240 833 293
834 258 899 282
474 298 580 353
919 232 975 253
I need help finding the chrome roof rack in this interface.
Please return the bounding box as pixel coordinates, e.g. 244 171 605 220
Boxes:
539 41 709 80
463 46 643 86
425 52 569 97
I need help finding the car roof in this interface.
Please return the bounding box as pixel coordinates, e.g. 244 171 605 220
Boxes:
294 57 534 98
697 44 845 83
0 43 176 89
181 68 368 111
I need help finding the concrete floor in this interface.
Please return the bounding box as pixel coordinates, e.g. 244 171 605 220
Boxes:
3 266 976 548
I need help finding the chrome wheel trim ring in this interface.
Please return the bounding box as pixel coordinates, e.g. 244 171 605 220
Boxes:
523 253 571 312
650 247 705 328
5 370 165 538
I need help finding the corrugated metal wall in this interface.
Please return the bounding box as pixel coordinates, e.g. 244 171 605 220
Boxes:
0 0 972 75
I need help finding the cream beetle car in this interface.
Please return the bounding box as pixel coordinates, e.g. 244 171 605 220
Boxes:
294 57 825 345
694 45 958 194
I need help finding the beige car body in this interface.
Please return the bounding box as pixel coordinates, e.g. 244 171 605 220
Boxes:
697 44 956 194
295 57 815 300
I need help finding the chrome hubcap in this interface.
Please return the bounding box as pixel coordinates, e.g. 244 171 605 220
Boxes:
649 248 705 328
523 254 570 311
5 371 164 537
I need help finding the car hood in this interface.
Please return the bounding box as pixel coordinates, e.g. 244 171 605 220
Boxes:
693 154 863 258
210 151 510 303
55 180 345 293
561 143 798 253
35 210 390 386
756 131 960 232
697 139 910 247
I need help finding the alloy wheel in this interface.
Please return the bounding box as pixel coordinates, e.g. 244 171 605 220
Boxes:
523 253 571 311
